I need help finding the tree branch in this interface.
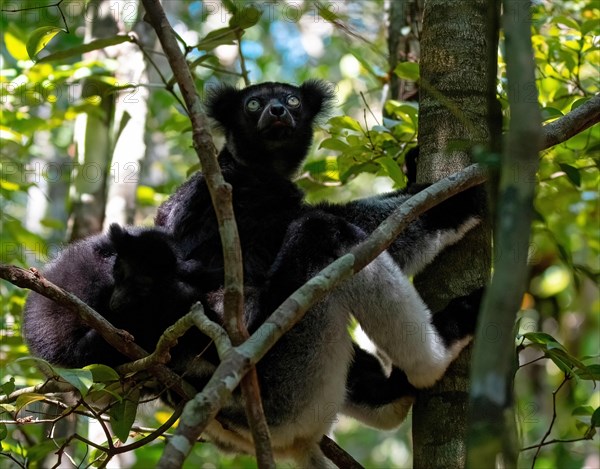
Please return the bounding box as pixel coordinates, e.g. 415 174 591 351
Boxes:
467 1 542 466
320 435 364 469
139 1 274 465
157 163 488 468
541 94 600 150
117 303 221 375
0 264 197 401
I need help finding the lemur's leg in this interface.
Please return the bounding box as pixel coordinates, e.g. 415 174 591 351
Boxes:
265 211 483 389
332 250 483 388
343 344 416 429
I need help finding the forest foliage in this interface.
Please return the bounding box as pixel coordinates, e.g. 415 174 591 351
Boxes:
0 1 598 468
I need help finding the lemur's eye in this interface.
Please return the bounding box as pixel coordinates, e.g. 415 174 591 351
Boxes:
246 99 261 112
286 95 300 107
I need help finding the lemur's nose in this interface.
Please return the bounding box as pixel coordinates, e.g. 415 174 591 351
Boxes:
270 104 285 116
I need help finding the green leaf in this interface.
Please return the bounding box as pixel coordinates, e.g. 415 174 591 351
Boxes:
581 19 599 36
0 423 7 441
84 364 120 383
558 163 581 187
56 368 94 396
592 408 600 427
540 107 563 122
522 332 565 348
552 15 580 31
394 62 420 81
317 4 342 22
1 377 15 397
26 437 68 462
319 137 350 152
571 97 590 110
4 28 29 61
109 389 140 443
196 27 238 51
575 364 600 380
15 393 47 415
377 156 406 186
26 26 62 59
572 405 595 416
229 6 262 29
329 116 362 132
37 35 132 63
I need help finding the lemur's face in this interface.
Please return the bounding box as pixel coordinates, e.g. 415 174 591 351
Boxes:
206 81 335 177
241 84 304 141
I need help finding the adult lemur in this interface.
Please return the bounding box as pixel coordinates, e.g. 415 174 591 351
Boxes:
24 80 484 467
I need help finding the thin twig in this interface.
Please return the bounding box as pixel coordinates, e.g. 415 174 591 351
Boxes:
320 435 364 469
140 1 273 466
0 265 197 402
530 375 570 468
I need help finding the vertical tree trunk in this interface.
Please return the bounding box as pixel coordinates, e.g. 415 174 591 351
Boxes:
467 0 541 466
386 0 422 103
105 1 150 227
70 0 118 240
412 0 495 467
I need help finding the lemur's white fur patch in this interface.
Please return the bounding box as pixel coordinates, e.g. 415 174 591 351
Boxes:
333 249 474 389
403 216 481 276
343 396 415 430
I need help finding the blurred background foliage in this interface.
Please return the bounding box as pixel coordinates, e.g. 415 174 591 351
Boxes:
0 0 598 467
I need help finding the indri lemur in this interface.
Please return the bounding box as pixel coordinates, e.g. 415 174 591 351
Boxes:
23 80 484 467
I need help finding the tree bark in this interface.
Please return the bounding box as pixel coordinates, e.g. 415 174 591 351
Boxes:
412 1 494 467
467 1 542 466
70 0 118 240
105 1 150 227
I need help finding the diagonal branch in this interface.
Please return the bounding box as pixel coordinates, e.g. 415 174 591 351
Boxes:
140 1 274 465
541 94 600 150
0 264 197 401
157 163 488 468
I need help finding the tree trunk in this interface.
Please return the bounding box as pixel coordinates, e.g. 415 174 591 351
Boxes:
412 0 495 467
467 0 541 466
70 0 118 240
104 1 151 227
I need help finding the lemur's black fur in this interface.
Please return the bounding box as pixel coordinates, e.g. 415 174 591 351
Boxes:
23 225 219 373
24 81 484 467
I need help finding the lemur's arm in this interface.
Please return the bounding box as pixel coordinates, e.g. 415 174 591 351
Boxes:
320 185 484 276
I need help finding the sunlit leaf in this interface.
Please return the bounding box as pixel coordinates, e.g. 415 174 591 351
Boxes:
26 26 62 60
4 26 29 61
37 35 132 63
377 156 406 186
15 393 47 415
394 62 420 81
84 364 120 382
329 116 362 132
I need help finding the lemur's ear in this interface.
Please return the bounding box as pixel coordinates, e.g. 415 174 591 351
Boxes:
300 80 336 122
108 223 128 243
205 84 239 129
